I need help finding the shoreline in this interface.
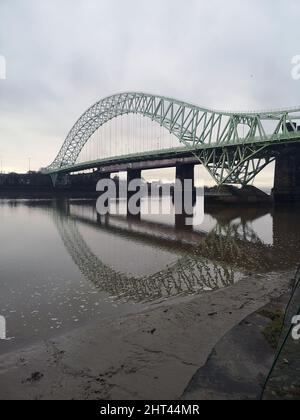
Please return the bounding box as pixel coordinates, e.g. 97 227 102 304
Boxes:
0 270 293 400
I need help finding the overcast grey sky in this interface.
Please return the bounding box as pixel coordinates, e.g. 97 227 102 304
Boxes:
0 0 299 185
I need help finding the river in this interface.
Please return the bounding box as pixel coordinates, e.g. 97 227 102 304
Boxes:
0 198 299 355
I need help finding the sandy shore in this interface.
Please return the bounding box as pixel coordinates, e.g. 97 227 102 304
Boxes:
0 271 293 400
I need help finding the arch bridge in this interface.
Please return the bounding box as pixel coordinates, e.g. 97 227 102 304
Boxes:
42 92 300 200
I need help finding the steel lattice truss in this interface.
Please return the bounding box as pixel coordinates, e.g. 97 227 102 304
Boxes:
44 92 300 185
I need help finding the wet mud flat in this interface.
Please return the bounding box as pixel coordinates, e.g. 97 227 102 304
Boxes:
0 271 293 400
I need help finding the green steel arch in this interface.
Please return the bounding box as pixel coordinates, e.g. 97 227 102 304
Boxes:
45 92 300 185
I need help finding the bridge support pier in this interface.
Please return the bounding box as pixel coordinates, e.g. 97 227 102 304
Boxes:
176 163 195 188
127 169 142 218
273 149 300 203
175 163 195 230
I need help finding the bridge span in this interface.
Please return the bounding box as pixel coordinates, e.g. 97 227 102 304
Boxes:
41 92 300 202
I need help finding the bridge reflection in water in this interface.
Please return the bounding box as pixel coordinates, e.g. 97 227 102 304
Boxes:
46 199 300 304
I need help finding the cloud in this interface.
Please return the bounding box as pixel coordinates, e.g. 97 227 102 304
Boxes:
0 0 299 180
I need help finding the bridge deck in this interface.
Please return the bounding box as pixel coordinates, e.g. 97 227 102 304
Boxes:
43 132 300 175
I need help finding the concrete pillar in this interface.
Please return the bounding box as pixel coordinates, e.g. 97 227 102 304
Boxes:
176 163 195 187
175 163 195 230
127 169 142 218
273 149 300 203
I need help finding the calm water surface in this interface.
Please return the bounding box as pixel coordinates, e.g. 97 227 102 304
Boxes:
0 198 300 354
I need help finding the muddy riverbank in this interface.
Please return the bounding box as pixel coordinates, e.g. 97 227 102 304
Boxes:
0 271 293 400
